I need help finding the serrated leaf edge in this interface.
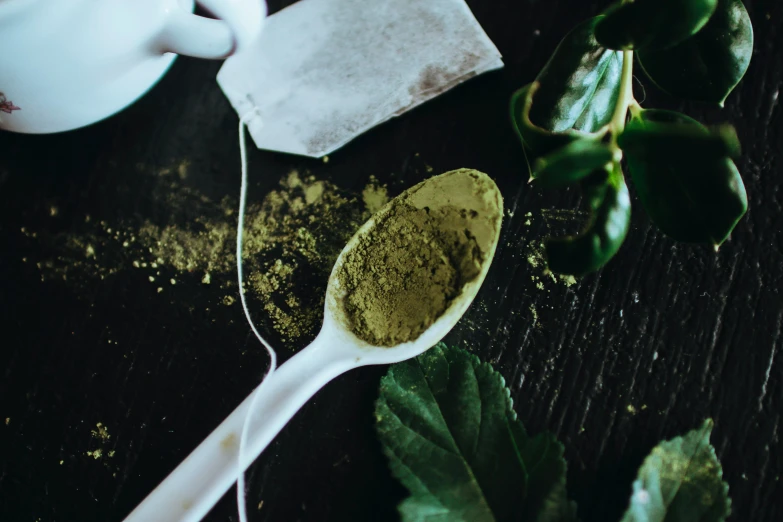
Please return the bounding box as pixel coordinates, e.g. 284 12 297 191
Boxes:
375 344 514 522
621 419 732 522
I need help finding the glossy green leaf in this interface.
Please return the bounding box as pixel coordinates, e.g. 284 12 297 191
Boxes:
619 119 741 160
530 16 624 134
595 0 718 51
627 108 702 126
622 109 747 246
511 83 583 157
510 17 623 157
581 168 611 214
620 419 731 522
546 167 631 275
533 140 614 188
639 0 754 106
376 343 575 522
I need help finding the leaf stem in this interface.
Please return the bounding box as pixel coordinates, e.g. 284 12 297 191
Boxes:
608 50 635 184
610 50 635 144
629 100 643 118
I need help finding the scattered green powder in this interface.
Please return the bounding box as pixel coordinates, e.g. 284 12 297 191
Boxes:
541 207 587 225
86 449 102 459
560 274 577 287
525 225 579 288
335 169 501 346
237 171 371 340
91 422 110 441
138 219 234 274
27 166 381 343
362 175 389 214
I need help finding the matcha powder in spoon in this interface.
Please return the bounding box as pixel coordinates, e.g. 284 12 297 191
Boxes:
335 169 502 347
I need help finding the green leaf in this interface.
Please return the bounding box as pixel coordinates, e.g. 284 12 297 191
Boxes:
595 0 718 51
620 419 731 522
625 108 701 126
510 17 623 157
510 421 577 522
546 167 631 276
638 0 754 106
511 83 583 158
619 119 741 160
375 343 575 522
581 168 612 213
533 140 614 188
621 109 747 246
531 16 624 134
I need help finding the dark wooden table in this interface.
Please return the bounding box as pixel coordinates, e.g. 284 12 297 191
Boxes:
2 1 781 521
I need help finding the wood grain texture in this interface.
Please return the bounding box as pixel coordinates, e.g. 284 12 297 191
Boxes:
1 1 781 521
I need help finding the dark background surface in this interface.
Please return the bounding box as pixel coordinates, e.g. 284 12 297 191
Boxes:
2 0 782 521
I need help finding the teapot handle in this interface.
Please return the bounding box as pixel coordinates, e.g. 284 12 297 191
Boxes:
157 0 267 59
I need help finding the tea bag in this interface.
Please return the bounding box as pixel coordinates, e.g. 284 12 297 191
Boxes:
217 0 502 158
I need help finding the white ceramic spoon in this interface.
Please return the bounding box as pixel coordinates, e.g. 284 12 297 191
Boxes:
124 169 503 522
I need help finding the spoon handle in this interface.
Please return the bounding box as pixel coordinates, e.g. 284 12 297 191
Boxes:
124 337 353 522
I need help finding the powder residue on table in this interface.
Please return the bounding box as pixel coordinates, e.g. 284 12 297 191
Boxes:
335 169 501 346
139 170 389 341
90 422 110 441
238 171 378 340
362 175 389 214
524 212 579 288
27 166 391 343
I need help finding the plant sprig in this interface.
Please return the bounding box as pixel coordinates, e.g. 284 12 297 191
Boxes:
511 0 753 276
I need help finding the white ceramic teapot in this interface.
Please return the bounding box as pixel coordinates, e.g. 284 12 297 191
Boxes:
0 0 266 134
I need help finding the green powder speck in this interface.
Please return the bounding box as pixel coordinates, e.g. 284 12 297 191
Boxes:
361 176 389 214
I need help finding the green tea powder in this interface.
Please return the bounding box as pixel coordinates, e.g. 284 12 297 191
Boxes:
335 169 501 347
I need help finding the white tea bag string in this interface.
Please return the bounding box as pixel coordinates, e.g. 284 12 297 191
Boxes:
235 109 277 522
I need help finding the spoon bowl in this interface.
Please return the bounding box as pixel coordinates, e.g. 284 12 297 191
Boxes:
125 169 503 522
322 167 503 365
